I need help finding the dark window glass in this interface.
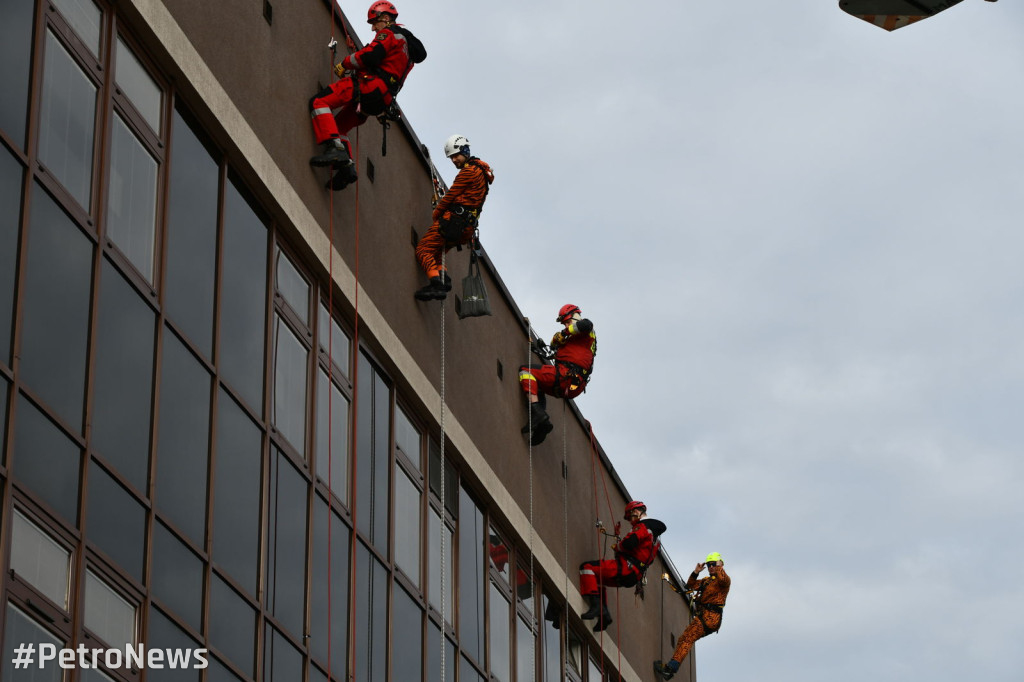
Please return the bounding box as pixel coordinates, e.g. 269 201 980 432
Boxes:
165 110 218 359
427 622 456 682
317 302 349 377
265 449 307 637
151 521 203 633
428 508 452 624
86 462 145 582
490 583 511 682
20 182 92 429
460 655 484 682
38 30 96 210
541 595 562 682
353 542 387 682
106 113 157 281
114 37 161 132
219 178 266 412
91 258 154 491
263 624 302 682
516 561 534 610
0 0 35 147
50 0 102 55
395 405 420 473
12 394 80 523
206 657 243 682
394 467 420 587
315 368 348 503
272 314 307 454
275 247 308 326
212 389 262 595
566 630 582 674
82 667 115 682
0 378 7 465
356 354 389 552
0 148 23 365
310 496 349 679
428 439 457 516
2 605 64 682
154 327 210 546
459 487 485 663
516 616 534 682
209 575 255 678
391 586 422 682
147 606 201 682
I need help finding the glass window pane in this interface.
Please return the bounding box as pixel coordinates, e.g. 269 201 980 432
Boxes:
356 354 389 551
82 667 115 682
0 0 34 146
2 605 64 682
0 148 24 365
429 439 457 516
106 114 157 281
315 369 348 503
427 622 455 682
147 606 201 682
395 405 420 472
0 377 7 465
207 656 243 682
38 30 96 210
165 109 218 359
516 562 534 611
265 449 307 637
20 182 92 429
209 575 255 677
353 542 387 682
394 468 420 588
275 247 308 325
151 522 203 633
115 37 161 132
310 497 349 679
272 315 307 454
517 616 534 682
86 462 145 582
13 394 81 524
460 655 483 682
391 586 422 682
566 631 582 673
91 259 154 491
317 302 349 376
428 508 452 624
541 595 562 682
212 389 262 595
587 658 602 682
84 570 136 647
459 487 484 662
10 510 71 608
263 625 302 682
154 327 210 546
489 583 511 682
219 178 267 412
489 527 510 584
50 0 101 55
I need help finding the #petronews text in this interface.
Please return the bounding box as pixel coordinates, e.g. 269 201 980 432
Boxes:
11 642 209 670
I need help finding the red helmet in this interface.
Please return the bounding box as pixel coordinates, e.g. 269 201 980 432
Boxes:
367 0 397 23
556 304 580 323
623 500 646 520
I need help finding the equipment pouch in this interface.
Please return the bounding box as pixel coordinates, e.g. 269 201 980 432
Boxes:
438 205 477 242
456 250 492 319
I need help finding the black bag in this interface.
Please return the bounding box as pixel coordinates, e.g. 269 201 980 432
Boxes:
456 250 492 319
438 205 477 242
393 26 427 63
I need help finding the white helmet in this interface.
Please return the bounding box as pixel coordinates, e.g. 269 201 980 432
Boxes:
444 134 471 158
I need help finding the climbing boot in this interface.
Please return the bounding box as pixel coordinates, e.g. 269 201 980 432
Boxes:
325 161 359 191
580 594 603 621
310 138 352 168
652 660 677 680
520 403 553 445
439 271 452 291
543 600 562 630
414 277 448 301
592 608 612 632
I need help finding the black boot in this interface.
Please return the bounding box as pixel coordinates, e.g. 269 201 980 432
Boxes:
543 600 562 630
592 607 612 632
414 276 448 301
310 138 354 168
520 402 553 445
653 660 677 680
325 161 358 191
580 594 602 620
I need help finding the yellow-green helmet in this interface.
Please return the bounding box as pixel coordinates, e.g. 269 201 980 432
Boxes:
706 552 723 564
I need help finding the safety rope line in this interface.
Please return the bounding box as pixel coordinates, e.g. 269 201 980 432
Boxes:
347 124 362 682
325 5 336 682
560 408 569 672
439 249 447 682
527 334 536 682
586 419 622 681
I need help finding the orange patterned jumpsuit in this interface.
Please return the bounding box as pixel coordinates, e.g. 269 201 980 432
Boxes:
670 568 731 664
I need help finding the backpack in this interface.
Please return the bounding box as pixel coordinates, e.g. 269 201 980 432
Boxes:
394 26 426 64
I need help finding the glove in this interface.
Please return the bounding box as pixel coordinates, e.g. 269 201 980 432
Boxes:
333 62 348 78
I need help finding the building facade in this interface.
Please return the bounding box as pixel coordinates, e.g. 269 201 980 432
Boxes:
0 1 694 681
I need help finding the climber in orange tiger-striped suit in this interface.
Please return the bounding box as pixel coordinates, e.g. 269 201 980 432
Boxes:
414 134 494 301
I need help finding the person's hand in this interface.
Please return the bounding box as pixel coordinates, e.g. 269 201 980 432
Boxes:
333 63 349 78
695 562 706 574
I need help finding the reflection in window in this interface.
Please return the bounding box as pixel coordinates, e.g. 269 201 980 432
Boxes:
2 605 64 682
51 0 102 55
115 37 161 132
489 583 511 682
106 114 157 281
459 487 485 664
0 0 34 146
219 178 267 412
86 462 146 582
315 369 348 502
275 247 308 325
541 595 562 682
489 527 510 584
588 657 603 682
566 630 582 674
394 468 420 588
272 315 307 455
84 570 136 648
265 449 308 638
12 394 81 524
391 586 422 682
10 510 71 609
517 615 534 682
151 522 203 633
517 561 535 611
20 182 92 429
154 327 210 547
311 497 349 679
318 302 349 375
427 622 456 682
356 353 389 552
209 575 256 678
395 405 420 472
1 142 24 364
354 543 388 682
428 508 453 624
38 30 96 210
165 109 218 358
147 606 201 682
91 259 154 492
263 625 302 682
212 389 262 595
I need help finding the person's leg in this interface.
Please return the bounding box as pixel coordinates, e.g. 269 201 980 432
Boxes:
414 224 449 300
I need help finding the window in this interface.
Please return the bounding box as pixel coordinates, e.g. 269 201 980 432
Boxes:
429 439 457 515
84 570 136 648
356 353 390 552
263 625 302 682
0 0 35 146
566 630 582 675
275 247 308 325
105 112 158 281
51 0 102 56
516 615 535 682
428 508 452 624
114 37 161 132
265 448 308 637
459 487 485 664
489 526 511 585
315 368 349 502
353 543 387 682
310 496 349 679
147 606 201 682
394 467 421 588
272 314 307 455
2 605 64 682
391 586 422 682
208 575 256 678
541 595 562 682
86 462 146 582
0 147 23 365
426 622 456 682
10 510 72 609
150 521 203 633
317 301 349 377
12 394 81 524
395 405 421 472
489 582 511 682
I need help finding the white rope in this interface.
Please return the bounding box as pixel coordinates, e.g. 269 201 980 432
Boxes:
439 251 447 682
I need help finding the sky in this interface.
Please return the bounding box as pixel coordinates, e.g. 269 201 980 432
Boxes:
355 1 1024 680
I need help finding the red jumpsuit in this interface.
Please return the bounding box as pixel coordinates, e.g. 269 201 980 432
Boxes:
670 569 731 664
519 319 597 401
310 27 415 151
579 518 664 600
415 158 494 279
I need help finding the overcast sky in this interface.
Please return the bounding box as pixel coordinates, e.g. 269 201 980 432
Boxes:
357 1 1024 680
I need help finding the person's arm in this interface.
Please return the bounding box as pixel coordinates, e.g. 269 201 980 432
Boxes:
564 318 593 336
341 29 390 71
433 164 480 219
